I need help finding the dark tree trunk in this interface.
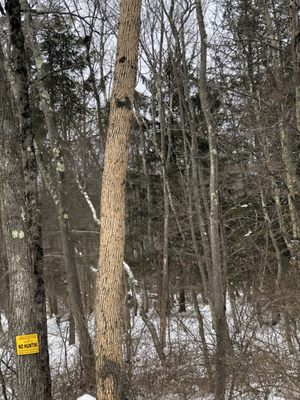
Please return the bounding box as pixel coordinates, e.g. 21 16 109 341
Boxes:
1 2 52 398
178 288 186 313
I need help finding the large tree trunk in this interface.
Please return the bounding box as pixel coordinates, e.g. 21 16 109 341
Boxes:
95 0 142 399
2 2 52 399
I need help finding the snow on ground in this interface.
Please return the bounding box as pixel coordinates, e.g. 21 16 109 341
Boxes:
0 296 294 399
47 317 78 374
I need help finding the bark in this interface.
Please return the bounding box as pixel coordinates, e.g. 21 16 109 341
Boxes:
160 162 170 349
95 1 142 399
0 219 9 317
21 3 95 385
2 3 52 398
290 0 300 133
34 142 95 386
170 37 213 309
279 119 300 254
260 190 283 286
195 1 227 399
178 288 186 314
191 290 213 388
69 313 76 346
0 363 8 400
259 2 300 266
140 308 166 364
137 115 154 253
48 291 58 317
149 16 171 349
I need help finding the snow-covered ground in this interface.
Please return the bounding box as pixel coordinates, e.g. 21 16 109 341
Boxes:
47 317 78 373
0 296 297 399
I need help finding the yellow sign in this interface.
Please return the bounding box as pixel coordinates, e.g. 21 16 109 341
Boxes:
16 333 39 356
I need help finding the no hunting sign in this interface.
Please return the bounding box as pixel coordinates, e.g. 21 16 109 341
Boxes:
16 333 39 356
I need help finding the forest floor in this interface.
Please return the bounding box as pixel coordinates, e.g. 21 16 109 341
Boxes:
0 297 296 399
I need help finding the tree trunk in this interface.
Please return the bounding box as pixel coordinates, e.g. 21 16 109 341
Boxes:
2 3 52 398
195 1 227 399
290 0 300 133
21 4 95 385
95 1 142 399
191 290 213 388
159 168 170 349
35 144 95 387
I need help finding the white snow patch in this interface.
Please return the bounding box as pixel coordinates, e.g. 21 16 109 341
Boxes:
47 318 77 373
77 395 95 400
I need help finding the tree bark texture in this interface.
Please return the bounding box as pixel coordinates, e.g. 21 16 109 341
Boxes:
95 0 142 399
2 2 52 398
290 0 300 133
21 2 95 386
195 1 227 399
